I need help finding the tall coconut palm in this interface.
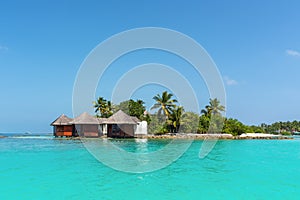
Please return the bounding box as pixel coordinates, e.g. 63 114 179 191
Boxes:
104 100 113 118
93 97 113 118
151 91 178 118
201 98 225 116
168 106 184 133
93 97 106 117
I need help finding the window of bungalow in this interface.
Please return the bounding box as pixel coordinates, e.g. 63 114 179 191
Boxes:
56 126 64 132
112 124 120 133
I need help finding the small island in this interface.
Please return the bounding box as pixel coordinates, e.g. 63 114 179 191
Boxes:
51 91 298 140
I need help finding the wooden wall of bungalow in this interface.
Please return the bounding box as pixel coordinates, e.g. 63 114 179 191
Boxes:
107 124 136 138
73 124 100 137
53 125 73 137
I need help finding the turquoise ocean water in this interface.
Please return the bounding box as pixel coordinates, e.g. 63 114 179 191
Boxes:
0 136 300 199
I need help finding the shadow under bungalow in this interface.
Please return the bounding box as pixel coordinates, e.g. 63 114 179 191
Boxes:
51 110 147 138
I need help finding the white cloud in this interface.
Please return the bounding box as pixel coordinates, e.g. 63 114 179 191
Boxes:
286 49 300 57
223 76 238 86
0 45 8 51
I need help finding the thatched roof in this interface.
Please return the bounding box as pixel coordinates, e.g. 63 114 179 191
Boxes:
70 112 99 124
105 110 138 124
51 114 73 126
131 116 141 123
98 118 108 124
51 110 140 126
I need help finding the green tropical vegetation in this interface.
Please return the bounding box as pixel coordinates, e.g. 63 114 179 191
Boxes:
260 121 300 135
167 106 184 133
201 98 225 116
93 97 113 118
94 91 300 136
151 91 178 118
114 99 151 123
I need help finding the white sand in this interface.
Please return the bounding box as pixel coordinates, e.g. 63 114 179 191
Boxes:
240 133 279 138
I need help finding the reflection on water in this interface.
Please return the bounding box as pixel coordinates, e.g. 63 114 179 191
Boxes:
82 138 193 173
110 138 172 153
135 138 148 153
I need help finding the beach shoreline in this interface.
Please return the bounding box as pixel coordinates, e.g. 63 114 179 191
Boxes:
145 133 293 140
2 133 292 140
48 133 293 140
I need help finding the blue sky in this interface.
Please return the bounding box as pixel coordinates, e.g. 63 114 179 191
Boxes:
0 0 299 133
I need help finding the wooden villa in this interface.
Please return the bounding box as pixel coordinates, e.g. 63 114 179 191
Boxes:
70 112 102 137
51 110 147 138
105 110 139 138
51 114 73 137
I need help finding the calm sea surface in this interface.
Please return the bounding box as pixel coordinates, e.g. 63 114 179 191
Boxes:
0 135 299 199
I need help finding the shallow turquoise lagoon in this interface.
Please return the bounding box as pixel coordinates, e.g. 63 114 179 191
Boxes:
0 136 300 199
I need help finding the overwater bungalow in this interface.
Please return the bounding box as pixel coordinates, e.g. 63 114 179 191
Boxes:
105 110 140 138
70 112 102 137
51 110 147 138
51 114 73 137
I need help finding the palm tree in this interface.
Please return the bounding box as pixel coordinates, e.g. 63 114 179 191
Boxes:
93 97 106 117
93 97 113 118
168 106 184 133
151 91 178 119
201 98 225 116
104 100 113 118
